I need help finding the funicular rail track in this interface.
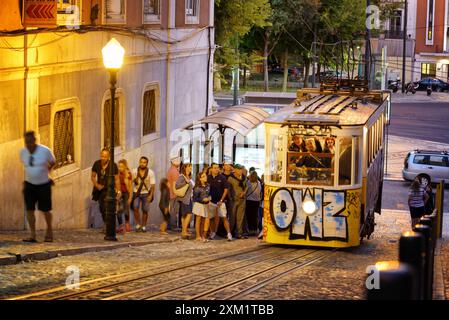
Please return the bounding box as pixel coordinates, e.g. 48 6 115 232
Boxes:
7 246 336 300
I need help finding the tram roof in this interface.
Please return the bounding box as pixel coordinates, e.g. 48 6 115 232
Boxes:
265 91 388 126
184 104 271 136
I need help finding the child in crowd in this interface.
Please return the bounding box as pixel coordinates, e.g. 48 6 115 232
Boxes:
192 172 211 242
159 178 171 234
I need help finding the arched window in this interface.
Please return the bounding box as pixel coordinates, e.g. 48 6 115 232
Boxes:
49 97 82 174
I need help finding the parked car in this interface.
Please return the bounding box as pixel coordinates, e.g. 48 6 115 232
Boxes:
403 150 449 185
413 77 449 92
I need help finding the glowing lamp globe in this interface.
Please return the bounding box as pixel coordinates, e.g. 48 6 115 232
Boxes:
102 38 125 70
302 200 318 215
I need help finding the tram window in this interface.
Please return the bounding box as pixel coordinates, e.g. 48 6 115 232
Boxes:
354 137 360 184
269 129 284 183
287 135 334 186
339 137 352 186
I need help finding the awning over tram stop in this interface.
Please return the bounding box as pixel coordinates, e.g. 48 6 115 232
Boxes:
183 104 272 163
185 105 271 137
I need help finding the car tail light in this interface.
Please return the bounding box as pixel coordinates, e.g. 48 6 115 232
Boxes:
404 153 410 169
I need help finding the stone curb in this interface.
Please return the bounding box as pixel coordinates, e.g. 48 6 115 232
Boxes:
0 238 178 267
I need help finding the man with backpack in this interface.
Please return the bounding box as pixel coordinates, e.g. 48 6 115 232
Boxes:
132 156 156 232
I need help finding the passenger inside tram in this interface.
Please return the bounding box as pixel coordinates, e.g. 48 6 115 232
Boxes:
289 134 306 152
287 134 334 185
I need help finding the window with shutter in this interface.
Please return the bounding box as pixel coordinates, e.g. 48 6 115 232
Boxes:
53 109 75 168
143 90 156 136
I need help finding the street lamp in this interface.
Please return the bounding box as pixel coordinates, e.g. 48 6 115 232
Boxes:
102 38 125 241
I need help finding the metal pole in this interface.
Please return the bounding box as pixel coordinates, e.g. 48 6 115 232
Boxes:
365 0 371 82
233 33 239 106
105 70 117 241
233 66 238 106
439 180 445 238
312 25 317 88
402 0 408 93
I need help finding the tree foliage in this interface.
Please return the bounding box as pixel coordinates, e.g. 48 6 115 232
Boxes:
214 0 272 70
214 0 404 91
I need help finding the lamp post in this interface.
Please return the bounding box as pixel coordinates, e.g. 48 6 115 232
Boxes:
102 38 125 241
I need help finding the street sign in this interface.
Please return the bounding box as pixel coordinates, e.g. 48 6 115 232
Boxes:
23 0 57 28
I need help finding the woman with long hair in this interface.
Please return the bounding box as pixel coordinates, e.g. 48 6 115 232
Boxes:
408 177 429 228
117 159 133 233
192 171 212 242
175 163 194 239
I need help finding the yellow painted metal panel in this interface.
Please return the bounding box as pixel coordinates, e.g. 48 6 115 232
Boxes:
262 185 362 248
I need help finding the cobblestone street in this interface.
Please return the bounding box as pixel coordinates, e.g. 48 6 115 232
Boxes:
1 207 446 300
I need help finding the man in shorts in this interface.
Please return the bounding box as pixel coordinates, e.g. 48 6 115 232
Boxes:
132 156 156 232
207 163 233 241
20 131 56 243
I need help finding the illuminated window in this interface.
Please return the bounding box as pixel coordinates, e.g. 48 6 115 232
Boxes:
268 127 284 183
287 131 335 187
421 63 436 78
426 0 435 45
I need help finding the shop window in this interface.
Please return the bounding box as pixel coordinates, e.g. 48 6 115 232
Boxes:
421 63 436 78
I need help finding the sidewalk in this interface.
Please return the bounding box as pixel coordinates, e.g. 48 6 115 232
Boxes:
391 91 449 104
0 226 180 266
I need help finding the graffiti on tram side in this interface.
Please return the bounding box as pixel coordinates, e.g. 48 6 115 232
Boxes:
267 187 361 242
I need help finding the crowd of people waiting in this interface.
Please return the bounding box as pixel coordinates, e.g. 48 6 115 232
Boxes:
92 148 265 242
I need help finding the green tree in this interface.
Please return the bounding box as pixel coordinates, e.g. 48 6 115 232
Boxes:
214 0 271 91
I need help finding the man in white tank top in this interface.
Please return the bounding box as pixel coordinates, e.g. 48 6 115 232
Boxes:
19 131 56 243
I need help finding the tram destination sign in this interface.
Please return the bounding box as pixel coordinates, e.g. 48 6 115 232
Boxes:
23 0 57 28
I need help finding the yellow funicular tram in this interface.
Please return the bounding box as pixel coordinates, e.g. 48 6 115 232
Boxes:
262 81 391 248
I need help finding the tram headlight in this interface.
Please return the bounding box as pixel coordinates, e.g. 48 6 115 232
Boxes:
302 200 318 215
